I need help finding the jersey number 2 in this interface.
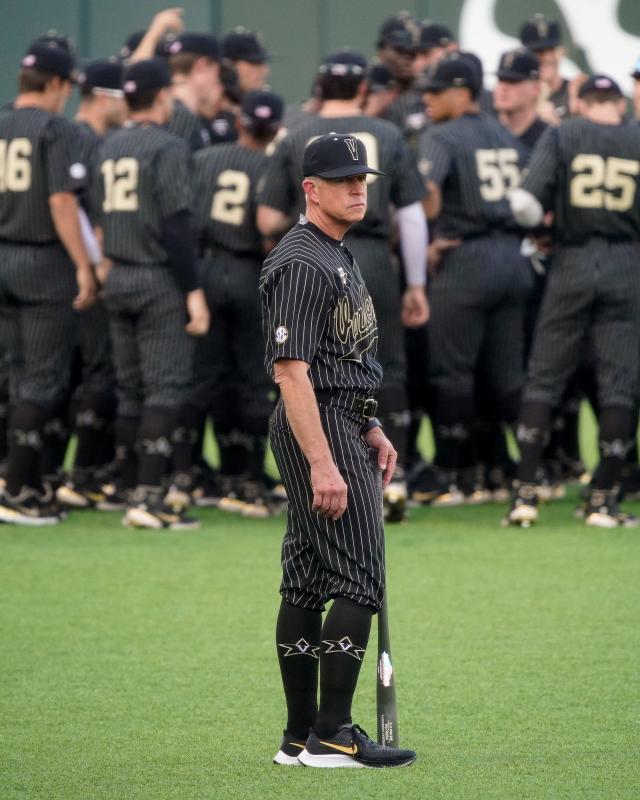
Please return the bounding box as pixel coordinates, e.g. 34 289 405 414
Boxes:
210 169 250 225
570 154 639 212
0 138 32 192
101 158 139 212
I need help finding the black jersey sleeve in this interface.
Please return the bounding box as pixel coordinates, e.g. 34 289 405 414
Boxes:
256 135 295 214
155 141 192 219
389 135 427 209
521 126 560 211
263 262 335 367
45 117 85 196
417 127 452 187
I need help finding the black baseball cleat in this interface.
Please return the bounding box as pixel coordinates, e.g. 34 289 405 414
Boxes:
57 469 108 509
272 730 306 766
298 724 416 769
0 485 62 526
583 489 639 529
123 487 201 530
503 483 539 527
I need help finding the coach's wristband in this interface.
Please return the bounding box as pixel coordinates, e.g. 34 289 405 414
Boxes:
361 417 382 436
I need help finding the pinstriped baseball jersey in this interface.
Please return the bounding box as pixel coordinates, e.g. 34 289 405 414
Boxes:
257 115 425 238
95 123 192 264
260 217 383 394
74 120 102 215
168 99 211 151
418 112 526 238
192 142 268 256
522 119 640 244
0 107 85 243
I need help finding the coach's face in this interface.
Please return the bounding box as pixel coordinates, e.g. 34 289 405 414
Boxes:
304 174 368 224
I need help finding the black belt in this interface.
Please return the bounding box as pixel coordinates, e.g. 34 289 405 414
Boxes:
314 389 378 419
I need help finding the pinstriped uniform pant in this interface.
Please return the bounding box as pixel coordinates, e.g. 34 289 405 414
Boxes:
269 398 385 613
0 242 76 408
524 239 640 409
104 264 194 417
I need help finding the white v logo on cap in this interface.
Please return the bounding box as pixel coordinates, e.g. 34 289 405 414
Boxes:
344 138 359 161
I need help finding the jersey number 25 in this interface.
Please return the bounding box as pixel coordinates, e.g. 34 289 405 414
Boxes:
570 154 639 212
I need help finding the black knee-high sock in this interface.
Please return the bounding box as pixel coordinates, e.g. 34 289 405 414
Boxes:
73 392 116 469
0 396 9 463
276 599 322 739
6 402 48 494
433 393 473 471
591 406 635 490
115 415 139 489
137 406 176 488
377 385 410 474
516 401 552 484
314 598 374 738
171 403 204 476
40 410 70 479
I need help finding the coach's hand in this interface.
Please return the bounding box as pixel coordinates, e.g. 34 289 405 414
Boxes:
427 237 461 276
185 289 210 336
73 265 98 310
402 285 429 327
364 427 397 489
310 460 348 520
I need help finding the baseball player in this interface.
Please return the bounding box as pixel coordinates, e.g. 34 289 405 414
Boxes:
221 28 270 95
507 75 640 528
0 39 97 525
519 14 578 126
94 58 209 529
186 90 284 517
55 59 126 509
257 49 428 522
418 54 531 502
164 32 221 150
262 132 415 768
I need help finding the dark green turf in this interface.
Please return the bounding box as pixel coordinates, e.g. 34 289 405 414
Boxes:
1 489 638 799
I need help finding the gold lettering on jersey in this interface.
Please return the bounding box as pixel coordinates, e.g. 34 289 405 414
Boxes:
334 285 377 362
344 138 359 161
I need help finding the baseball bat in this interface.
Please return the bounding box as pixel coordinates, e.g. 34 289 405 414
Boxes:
376 595 399 746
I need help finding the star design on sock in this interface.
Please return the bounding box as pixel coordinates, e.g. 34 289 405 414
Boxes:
278 638 320 658
322 636 365 661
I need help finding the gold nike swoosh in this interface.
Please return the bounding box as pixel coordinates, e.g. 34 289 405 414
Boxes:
318 741 358 756
291 743 305 750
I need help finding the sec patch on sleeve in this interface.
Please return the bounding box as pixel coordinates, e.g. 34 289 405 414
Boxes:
275 326 289 344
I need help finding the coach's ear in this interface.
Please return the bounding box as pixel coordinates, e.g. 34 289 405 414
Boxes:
302 177 320 206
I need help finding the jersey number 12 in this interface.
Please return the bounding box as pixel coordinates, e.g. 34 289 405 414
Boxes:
101 158 139 212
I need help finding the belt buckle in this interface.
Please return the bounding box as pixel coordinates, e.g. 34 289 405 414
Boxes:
362 398 378 419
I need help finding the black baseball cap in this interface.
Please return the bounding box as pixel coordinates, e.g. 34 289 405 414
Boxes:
367 61 396 92
303 132 384 179
241 90 283 126
21 39 76 81
377 13 421 52
496 48 540 82
578 74 623 99
78 59 124 95
120 31 145 61
167 32 219 60
631 57 640 80
520 15 562 51
419 22 455 50
122 58 171 96
318 49 367 77
419 54 477 95
222 28 268 63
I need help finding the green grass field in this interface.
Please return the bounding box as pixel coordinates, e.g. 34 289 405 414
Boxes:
2 407 639 799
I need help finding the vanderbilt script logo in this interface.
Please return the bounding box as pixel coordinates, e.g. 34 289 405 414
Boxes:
334 285 377 362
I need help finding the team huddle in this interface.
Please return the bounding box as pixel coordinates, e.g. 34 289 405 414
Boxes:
0 8 639 531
